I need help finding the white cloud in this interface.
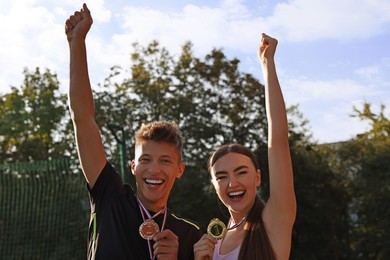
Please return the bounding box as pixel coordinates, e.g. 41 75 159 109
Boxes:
355 65 380 80
269 0 390 41
113 2 269 57
53 0 111 23
0 2 67 92
117 5 227 55
85 0 111 23
283 78 372 104
313 98 390 143
354 59 390 90
2 0 389 94
0 0 388 145
281 76 389 142
89 0 390 72
220 0 250 19
312 106 370 143
0 1 112 94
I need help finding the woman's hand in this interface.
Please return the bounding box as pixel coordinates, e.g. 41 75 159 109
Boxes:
193 234 218 260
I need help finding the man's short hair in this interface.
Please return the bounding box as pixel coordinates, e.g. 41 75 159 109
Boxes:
135 121 183 161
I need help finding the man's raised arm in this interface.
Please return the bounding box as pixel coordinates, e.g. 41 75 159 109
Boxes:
65 4 106 188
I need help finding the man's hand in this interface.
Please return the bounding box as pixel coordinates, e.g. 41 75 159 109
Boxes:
153 229 179 260
193 234 217 260
258 33 278 63
65 3 93 43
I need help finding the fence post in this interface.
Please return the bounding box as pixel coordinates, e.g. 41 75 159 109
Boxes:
108 124 128 183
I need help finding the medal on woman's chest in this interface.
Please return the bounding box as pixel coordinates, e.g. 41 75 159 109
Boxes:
207 218 227 240
207 216 247 240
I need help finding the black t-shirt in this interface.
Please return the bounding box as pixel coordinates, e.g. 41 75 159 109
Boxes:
87 162 203 260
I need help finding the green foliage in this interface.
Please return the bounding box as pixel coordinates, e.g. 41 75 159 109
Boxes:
290 102 389 259
335 103 390 259
0 68 75 162
291 144 352 259
2 40 388 259
92 40 271 231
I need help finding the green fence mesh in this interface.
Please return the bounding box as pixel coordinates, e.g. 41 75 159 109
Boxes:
0 158 89 260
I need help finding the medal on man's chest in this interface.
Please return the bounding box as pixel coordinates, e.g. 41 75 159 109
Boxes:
139 219 160 240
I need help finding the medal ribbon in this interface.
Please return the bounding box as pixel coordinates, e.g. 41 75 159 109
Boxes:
227 216 246 231
136 196 167 260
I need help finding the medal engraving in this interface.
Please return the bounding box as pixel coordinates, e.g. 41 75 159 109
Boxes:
139 219 159 240
207 218 227 240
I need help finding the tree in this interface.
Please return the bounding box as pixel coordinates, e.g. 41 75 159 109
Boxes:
3 42 371 259
290 143 352 260
335 103 390 259
0 68 75 162
90 40 272 228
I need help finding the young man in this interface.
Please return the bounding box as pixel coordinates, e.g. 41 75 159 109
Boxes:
65 4 202 259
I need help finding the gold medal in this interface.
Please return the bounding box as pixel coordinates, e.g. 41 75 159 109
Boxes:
139 219 160 240
207 218 227 240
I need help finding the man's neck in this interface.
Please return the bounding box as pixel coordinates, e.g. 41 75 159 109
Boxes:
137 195 166 213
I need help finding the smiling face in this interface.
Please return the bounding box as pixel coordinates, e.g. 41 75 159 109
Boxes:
131 140 185 212
211 152 261 220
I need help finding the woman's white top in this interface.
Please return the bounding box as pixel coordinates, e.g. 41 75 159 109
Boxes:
213 239 241 260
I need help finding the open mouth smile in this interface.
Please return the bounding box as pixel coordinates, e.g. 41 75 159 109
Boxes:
228 190 245 199
145 178 164 185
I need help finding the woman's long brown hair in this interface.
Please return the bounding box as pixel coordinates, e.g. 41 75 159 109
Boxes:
209 144 276 260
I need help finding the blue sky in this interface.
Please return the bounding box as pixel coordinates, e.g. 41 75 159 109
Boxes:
1 0 389 143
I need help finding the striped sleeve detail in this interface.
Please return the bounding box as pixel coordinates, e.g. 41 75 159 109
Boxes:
171 214 201 230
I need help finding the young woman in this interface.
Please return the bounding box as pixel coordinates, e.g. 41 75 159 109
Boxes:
193 34 296 260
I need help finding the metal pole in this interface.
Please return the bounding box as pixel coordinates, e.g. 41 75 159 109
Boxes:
108 124 128 183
